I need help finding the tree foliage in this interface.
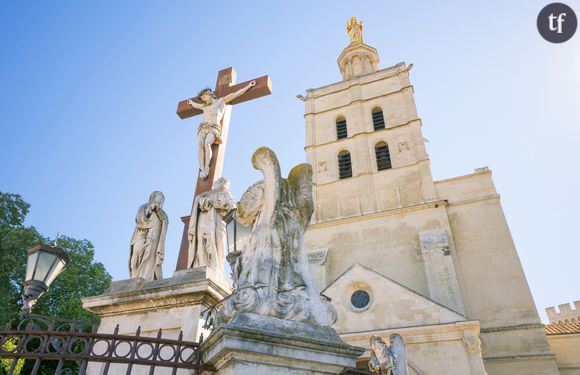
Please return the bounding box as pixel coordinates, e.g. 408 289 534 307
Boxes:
0 192 112 327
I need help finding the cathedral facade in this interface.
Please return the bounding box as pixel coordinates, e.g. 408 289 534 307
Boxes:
80 19 576 375
303 29 560 375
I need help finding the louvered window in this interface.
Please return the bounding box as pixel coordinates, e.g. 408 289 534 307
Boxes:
372 108 385 130
336 117 347 139
338 151 352 179
375 142 392 170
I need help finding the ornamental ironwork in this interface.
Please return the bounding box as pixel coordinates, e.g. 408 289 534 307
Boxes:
0 314 214 375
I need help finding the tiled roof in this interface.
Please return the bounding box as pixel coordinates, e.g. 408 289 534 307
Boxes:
545 323 580 335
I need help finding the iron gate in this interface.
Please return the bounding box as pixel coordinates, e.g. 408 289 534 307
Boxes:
0 314 215 375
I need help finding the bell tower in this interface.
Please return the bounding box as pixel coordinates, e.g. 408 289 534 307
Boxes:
303 19 436 224
302 18 560 375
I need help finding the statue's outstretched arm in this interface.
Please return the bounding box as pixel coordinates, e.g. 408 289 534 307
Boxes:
222 81 256 104
187 99 205 110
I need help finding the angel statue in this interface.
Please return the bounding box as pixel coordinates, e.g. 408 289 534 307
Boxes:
369 334 409 375
129 191 168 281
216 147 337 327
347 16 364 44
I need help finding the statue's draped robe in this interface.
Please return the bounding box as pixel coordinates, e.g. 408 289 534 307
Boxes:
188 189 235 270
348 23 363 43
218 148 336 327
129 205 167 280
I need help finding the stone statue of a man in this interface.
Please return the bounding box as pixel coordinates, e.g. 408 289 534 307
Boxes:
188 177 236 272
187 81 256 179
129 191 168 281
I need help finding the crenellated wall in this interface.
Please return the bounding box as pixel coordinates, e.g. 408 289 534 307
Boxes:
546 301 580 324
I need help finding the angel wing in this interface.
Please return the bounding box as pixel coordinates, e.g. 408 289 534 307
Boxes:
390 333 409 375
286 163 314 230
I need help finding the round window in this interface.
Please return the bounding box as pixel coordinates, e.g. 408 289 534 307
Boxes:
350 289 370 309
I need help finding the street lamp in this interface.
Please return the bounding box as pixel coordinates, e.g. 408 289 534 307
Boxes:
21 244 70 316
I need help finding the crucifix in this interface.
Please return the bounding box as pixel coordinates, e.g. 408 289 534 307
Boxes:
174 67 272 270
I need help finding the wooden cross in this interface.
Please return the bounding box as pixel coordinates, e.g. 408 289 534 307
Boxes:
174 67 272 270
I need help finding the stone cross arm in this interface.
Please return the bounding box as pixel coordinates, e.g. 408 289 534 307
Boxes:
176 75 272 120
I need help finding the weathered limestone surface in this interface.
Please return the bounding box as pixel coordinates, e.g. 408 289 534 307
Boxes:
546 301 580 324
202 313 364 375
188 176 235 273
546 327 580 375
84 266 229 336
217 147 336 327
419 228 464 314
82 267 230 375
201 147 363 375
302 32 560 374
323 263 488 374
129 191 168 280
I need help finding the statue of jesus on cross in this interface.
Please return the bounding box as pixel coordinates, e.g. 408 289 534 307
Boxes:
174 67 272 270
187 80 256 179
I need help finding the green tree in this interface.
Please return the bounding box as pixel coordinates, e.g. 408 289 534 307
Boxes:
0 192 112 327
0 338 24 374
0 192 112 374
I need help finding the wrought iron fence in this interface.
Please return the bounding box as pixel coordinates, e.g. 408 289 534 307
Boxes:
0 314 215 375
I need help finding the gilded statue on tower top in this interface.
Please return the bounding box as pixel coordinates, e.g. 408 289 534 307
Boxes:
346 16 363 44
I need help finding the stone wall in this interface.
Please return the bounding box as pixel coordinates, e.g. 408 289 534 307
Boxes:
547 301 580 324
303 55 560 374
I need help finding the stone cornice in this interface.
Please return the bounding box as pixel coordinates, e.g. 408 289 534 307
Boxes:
304 84 413 117
337 43 380 68
480 323 545 334
306 62 407 97
90 293 215 317
447 195 501 207
201 314 364 373
308 199 448 229
483 353 556 362
312 158 431 188
82 267 231 317
304 118 422 150
339 320 482 346
435 168 492 185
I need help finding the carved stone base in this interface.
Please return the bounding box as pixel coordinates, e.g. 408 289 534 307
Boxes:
201 313 364 374
83 266 230 340
82 267 230 374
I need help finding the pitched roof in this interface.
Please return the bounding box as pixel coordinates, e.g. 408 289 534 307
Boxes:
545 323 580 335
323 263 466 317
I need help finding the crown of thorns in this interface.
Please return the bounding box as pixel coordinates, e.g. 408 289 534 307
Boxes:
198 87 217 98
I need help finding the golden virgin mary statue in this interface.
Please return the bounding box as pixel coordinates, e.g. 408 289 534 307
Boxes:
347 16 363 44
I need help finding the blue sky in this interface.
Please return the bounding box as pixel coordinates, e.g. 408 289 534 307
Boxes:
1 1 579 322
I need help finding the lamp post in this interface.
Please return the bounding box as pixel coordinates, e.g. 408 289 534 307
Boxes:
21 244 70 316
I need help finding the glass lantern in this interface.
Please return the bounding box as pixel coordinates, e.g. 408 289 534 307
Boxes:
22 244 70 315
225 210 251 269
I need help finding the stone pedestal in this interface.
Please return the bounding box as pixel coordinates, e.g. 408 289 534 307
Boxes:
201 313 364 375
83 266 230 340
82 267 230 374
